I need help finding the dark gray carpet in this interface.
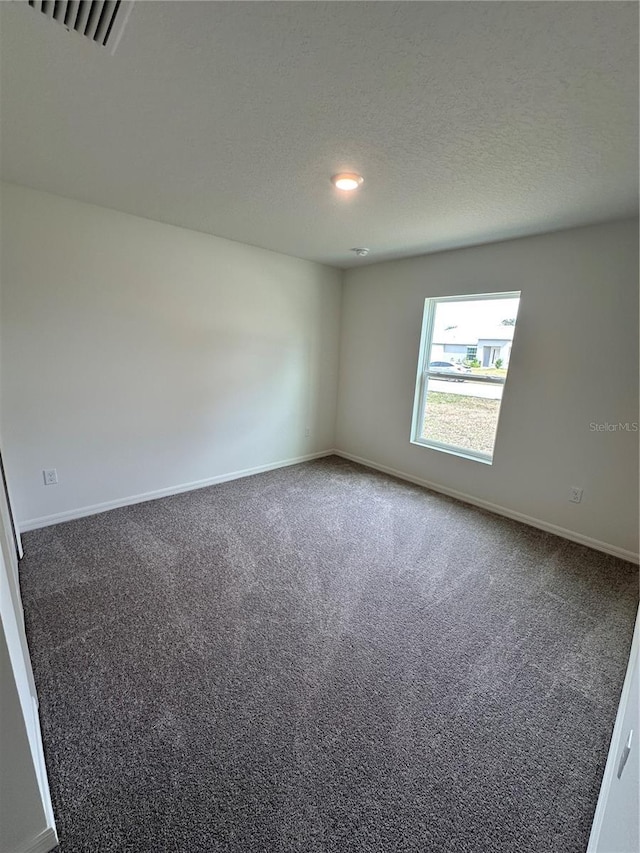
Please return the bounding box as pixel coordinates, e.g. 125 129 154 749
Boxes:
20 456 638 853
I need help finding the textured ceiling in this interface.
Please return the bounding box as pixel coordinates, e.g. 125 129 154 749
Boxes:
1 1 637 268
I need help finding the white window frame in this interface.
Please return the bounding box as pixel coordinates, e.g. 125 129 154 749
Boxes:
410 290 521 465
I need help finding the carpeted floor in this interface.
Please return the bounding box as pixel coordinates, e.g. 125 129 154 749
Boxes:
20 456 638 853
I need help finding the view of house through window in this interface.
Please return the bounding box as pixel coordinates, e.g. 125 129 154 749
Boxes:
411 291 521 463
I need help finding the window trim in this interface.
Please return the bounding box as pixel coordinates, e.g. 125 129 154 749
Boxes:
410 290 521 464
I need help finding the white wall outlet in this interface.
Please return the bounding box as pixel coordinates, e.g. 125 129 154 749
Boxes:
569 486 583 504
43 468 58 486
305 427 311 437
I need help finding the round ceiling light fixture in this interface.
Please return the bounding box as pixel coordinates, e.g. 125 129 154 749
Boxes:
351 248 370 257
331 172 364 191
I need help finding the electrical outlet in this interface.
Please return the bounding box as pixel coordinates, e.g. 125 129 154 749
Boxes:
43 468 58 486
569 486 583 504
305 427 311 437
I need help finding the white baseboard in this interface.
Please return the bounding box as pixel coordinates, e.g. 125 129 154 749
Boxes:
10 826 58 853
18 450 335 533
19 447 639 563
334 450 640 564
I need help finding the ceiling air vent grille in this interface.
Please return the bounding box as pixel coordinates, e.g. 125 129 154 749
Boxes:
25 1 134 53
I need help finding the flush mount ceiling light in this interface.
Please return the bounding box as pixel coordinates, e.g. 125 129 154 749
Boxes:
351 248 370 257
331 173 364 191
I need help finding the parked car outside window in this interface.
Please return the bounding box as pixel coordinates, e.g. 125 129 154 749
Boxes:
428 361 470 379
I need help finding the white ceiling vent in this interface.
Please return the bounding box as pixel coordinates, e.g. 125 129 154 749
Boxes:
25 1 134 53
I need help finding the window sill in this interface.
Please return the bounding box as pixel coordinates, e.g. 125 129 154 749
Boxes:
410 438 493 465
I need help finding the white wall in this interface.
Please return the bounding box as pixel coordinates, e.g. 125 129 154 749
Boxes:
2 185 638 559
0 184 342 526
336 219 639 558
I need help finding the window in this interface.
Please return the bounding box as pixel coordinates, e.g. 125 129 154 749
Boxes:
411 291 521 464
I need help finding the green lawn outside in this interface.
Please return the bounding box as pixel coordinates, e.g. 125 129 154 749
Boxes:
467 367 508 379
422 391 501 454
